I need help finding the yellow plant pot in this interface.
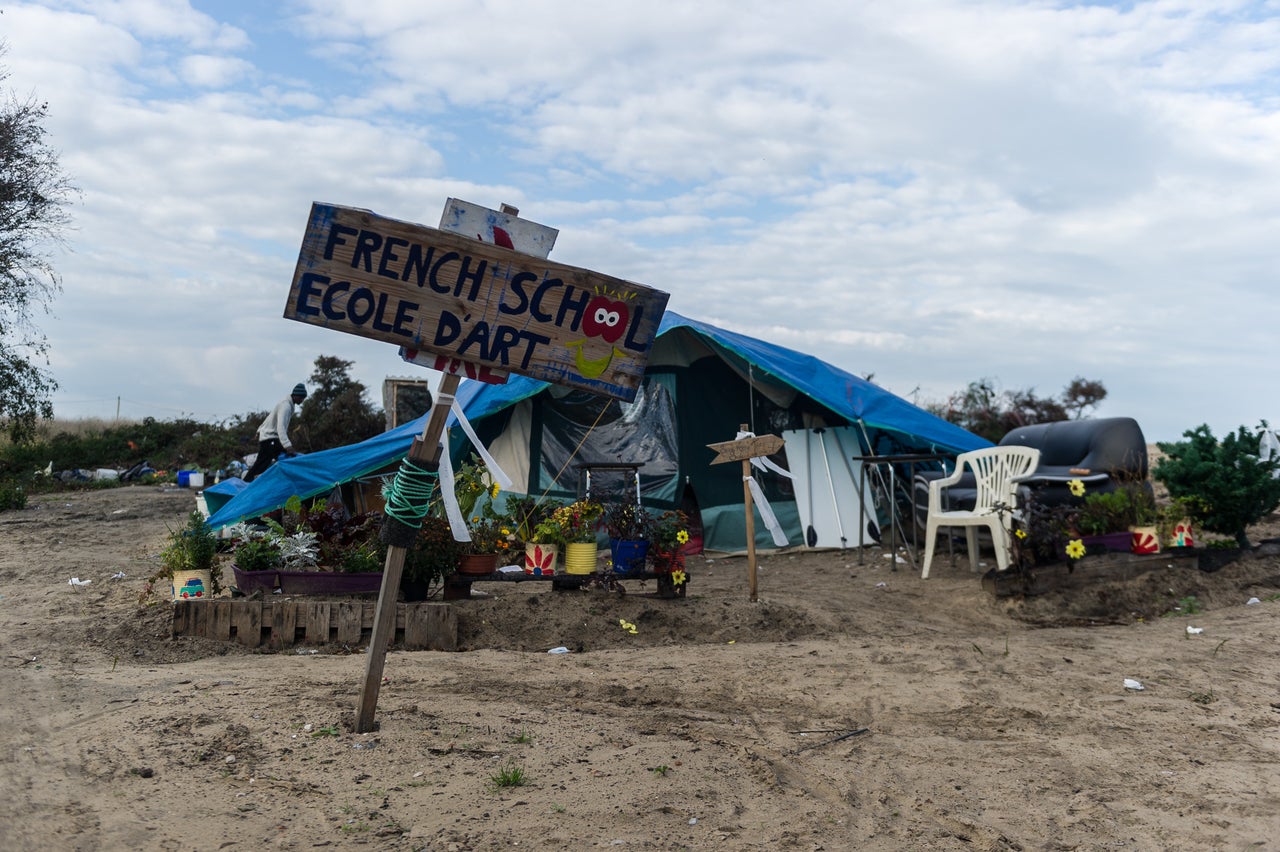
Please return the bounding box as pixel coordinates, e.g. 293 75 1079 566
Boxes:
563 542 599 575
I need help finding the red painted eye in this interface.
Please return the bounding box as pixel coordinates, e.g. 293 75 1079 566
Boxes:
582 297 629 342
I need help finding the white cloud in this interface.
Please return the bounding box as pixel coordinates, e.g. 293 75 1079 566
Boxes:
2 0 1279 441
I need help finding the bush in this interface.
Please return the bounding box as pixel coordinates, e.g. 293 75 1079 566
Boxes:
0 479 27 511
1154 423 1280 548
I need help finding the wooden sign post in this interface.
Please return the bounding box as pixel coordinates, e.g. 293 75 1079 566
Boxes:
355 378 456 732
280 199 669 733
708 428 785 602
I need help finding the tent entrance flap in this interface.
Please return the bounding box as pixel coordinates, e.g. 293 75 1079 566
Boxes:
783 427 874 550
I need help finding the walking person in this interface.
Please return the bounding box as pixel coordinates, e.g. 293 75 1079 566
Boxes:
245 383 307 482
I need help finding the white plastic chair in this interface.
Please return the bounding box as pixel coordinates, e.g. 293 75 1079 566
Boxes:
920 446 1041 578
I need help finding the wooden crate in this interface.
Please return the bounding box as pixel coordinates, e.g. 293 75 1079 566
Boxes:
172 599 456 651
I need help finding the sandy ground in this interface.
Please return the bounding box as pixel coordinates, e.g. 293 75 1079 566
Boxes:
2 484 1279 851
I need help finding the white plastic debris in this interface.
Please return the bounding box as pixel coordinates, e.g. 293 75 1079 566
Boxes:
68 577 91 587
1186 626 1204 635
1123 678 1145 691
875 582 888 588
110 571 127 580
1246 597 1261 605
547 646 570 654
688 818 698 825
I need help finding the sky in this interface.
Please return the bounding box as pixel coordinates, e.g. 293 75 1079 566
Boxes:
4 0 1280 443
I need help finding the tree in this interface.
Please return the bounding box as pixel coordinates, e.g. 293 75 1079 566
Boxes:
296 355 384 450
929 376 1107 443
1 49 75 443
1153 423 1280 549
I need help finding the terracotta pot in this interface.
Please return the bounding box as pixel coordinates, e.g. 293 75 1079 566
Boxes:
524 543 559 576
457 553 500 577
650 546 686 575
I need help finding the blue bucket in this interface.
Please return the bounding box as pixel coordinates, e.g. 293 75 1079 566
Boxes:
610 538 650 576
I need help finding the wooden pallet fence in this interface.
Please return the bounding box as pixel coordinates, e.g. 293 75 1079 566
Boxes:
172 600 457 651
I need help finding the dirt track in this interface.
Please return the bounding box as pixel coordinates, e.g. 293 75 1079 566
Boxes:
3 485 1279 850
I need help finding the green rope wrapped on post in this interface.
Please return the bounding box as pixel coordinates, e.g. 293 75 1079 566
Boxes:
380 457 439 548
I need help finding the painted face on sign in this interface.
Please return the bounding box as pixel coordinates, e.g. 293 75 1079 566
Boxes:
582 297 629 343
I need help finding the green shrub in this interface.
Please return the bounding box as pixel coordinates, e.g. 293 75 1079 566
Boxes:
0 480 27 511
1154 423 1280 548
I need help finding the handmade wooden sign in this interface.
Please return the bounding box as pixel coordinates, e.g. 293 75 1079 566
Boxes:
708 428 786 602
348 199 670 733
285 202 669 402
708 433 785 465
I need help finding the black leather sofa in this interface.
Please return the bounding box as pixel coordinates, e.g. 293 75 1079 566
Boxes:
912 417 1149 526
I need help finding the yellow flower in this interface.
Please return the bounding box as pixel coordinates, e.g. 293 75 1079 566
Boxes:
1015 528 1028 540
1065 539 1086 560
1068 479 1086 497
671 569 687 585
676 530 689 545
490 482 501 499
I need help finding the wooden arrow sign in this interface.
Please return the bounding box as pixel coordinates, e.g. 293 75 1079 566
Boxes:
707 433 784 465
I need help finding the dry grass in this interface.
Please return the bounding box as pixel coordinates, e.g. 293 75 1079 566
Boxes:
0 417 137 446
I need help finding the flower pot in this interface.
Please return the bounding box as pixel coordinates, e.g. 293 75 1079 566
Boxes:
563 542 599 575
457 553 500 577
650 546 686 575
1165 518 1195 548
609 538 649 576
1130 525 1161 555
171 568 212 601
524 543 559 576
231 564 279 595
400 576 435 601
277 570 384 595
1079 532 1133 555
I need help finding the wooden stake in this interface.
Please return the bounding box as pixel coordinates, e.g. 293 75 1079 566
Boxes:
740 423 759 602
356 373 460 733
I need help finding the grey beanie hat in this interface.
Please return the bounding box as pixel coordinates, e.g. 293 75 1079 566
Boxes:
292 383 307 399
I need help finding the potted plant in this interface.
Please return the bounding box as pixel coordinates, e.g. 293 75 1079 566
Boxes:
545 500 604 575
458 516 515 576
1127 483 1162 555
402 515 465 600
154 510 221 601
508 495 562 575
225 524 283 594
648 509 691 597
1076 488 1137 553
1157 496 1199 549
603 501 651 576
226 497 387 595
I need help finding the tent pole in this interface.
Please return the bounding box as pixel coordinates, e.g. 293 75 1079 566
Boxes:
740 423 760 602
356 373 460 733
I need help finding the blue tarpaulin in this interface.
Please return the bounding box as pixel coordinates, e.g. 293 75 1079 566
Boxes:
207 310 988 532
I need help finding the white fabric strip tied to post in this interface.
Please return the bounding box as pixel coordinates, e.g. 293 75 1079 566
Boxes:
436 442 471 543
451 398 513 491
435 393 515 542
736 430 793 547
